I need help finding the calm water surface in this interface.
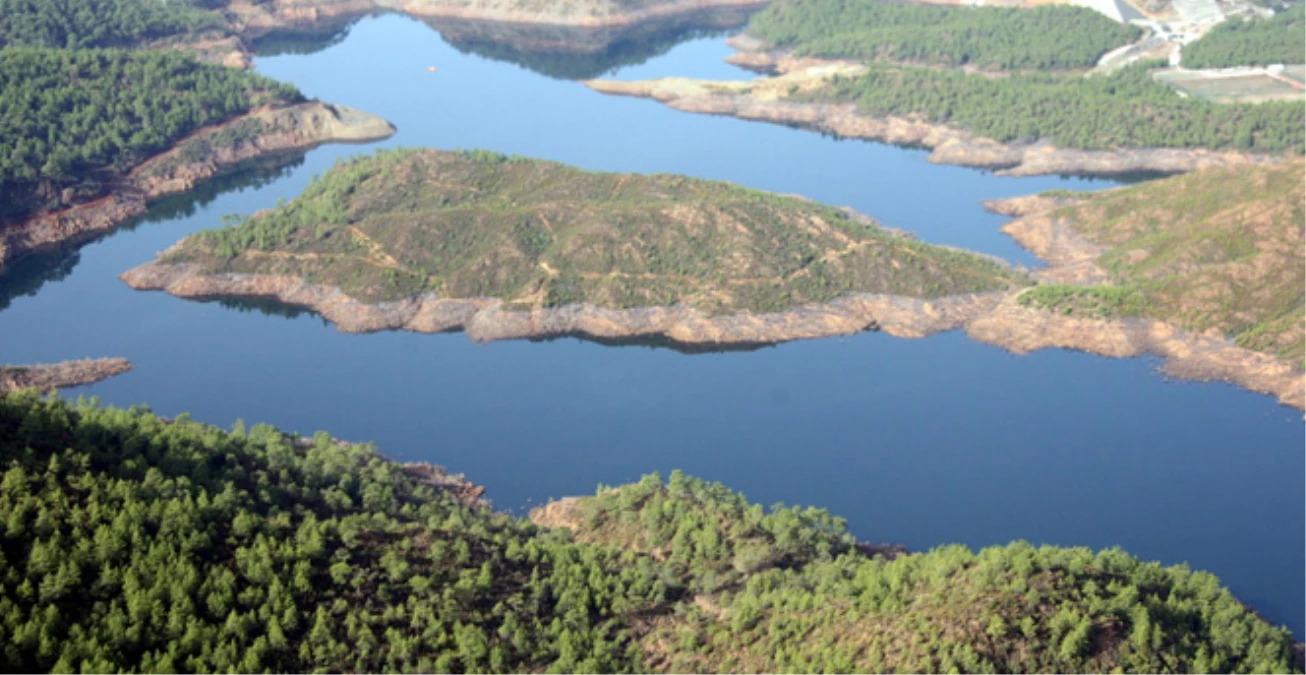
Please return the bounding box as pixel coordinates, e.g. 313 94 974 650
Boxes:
1 14 1302 636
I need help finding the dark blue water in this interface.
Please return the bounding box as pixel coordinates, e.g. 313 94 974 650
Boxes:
1 14 1301 636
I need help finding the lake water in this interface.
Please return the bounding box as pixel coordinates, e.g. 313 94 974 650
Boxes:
1 13 1301 636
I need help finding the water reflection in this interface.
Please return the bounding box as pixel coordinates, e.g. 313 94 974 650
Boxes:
0 157 303 310
252 7 762 80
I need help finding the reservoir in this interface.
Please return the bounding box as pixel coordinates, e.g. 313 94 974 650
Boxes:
0 13 1301 637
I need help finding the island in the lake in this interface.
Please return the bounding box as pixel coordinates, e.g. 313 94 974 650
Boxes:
0 358 132 394
0 48 395 275
1 390 1299 673
122 148 1304 407
585 0 1305 177
120 147 1029 344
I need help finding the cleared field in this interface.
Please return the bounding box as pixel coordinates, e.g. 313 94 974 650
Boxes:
1154 67 1304 102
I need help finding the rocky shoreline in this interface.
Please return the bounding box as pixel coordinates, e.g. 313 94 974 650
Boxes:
119 258 1007 346
0 358 132 394
582 41 1286 178
0 102 395 272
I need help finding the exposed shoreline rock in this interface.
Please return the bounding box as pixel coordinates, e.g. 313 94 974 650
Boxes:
583 57 1287 178
0 102 395 272
119 259 1007 346
0 359 132 395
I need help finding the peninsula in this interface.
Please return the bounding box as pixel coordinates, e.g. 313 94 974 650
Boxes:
969 159 1305 408
0 391 1298 673
121 147 1028 345
0 48 395 274
585 0 1304 177
0 358 132 394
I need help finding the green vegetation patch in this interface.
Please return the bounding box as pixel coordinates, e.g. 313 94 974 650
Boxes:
748 0 1140 70
0 48 302 220
1019 283 1149 319
0 392 1299 673
811 62 1304 152
1182 4 1306 69
170 148 1026 311
1052 160 1305 365
0 0 225 50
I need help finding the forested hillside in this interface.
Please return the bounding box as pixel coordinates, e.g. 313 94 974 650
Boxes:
0 391 1299 673
748 0 1139 70
0 48 302 220
1182 3 1305 68
815 62 1304 151
0 0 224 49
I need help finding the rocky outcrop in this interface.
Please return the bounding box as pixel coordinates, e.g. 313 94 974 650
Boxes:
403 462 491 508
528 496 585 530
119 260 1008 346
0 359 132 394
0 103 395 271
584 65 1286 178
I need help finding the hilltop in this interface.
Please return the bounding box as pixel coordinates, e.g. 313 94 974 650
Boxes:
0 391 1298 673
122 148 1026 346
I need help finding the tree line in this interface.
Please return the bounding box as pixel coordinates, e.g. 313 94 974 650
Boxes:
1181 3 1305 68
817 61 1305 152
748 0 1140 70
0 0 225 50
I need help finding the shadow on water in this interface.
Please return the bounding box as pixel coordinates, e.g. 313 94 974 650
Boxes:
0 156 305 313
252 7 762 80
196 293 784 354
216 296 331 326
527 331 780 354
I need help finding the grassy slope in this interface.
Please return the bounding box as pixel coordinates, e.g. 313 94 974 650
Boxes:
747 0 1140 71
169 148 1025 313
1021 160 1305 365
1 392 1299 673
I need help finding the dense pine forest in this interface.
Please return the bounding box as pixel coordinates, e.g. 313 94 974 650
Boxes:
0 0 225 49
1181 3 1306 68
0 391 1298 673
814 62 1305 152
0 48 301 220
747 0 1140 70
